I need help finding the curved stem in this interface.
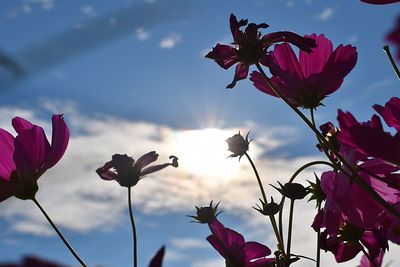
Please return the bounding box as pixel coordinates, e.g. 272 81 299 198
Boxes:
288 161 334 184
244 152 285 256
128 187 138 267
32 198 87 267
383 45 400 80
255 63 400 218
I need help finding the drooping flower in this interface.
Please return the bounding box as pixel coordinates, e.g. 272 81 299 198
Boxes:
206 13 316 89
206 219 275 267
360 0 400 4
250 34 357 109
0 115 69 202
96 151 178 187
387 16 400 62
148 246 165 267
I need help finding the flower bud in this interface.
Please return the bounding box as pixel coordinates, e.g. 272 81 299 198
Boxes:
273 182 308 200
307 173 326 207
226 131 251 160
188 201 222 224
254 197 280 216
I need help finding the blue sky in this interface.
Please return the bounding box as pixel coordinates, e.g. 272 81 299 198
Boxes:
0 0 399 267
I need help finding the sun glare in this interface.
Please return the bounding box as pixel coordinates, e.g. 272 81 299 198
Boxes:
172 128 241 180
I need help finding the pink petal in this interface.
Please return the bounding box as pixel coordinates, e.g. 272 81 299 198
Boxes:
141 156 178 176
96 160 117 181
207 235 228 259
262 31 316 52
134 151 159 170
373 97 400 132
12 117 34 134
299 34 333 80
0 179 17 202
205 44 239 69
361 0 400 4
44 114 70 169
14 126 51 183
243 242 271 263
148 246 165 267
0 129 16 181
335 242 362 262
227 63 249 89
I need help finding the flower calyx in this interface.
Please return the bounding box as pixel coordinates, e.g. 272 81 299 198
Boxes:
188 200 222 224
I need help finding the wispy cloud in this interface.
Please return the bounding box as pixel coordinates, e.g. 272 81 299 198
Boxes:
366 78 395 92
159 33 182 49
136 28 150 41
170 238 208 249
315 7 334 21
80 5 97 18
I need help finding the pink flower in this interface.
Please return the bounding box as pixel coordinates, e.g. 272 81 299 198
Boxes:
361 0 400 4
206 14 316 89
250 34 357 109
387 16 400 61
207 219 275 267
0 115 69 202
358 252 384 267
0 256 67 267
148 246 165 267
96 151 178 187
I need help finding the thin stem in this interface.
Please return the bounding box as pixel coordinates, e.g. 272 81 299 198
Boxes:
286 199 295 263
278 198 285 250
383 45 400 80
316 202 321 267
255 63 400 218
128 187 138 267
32 198 87 267
288 161 334 184
244 152 285 256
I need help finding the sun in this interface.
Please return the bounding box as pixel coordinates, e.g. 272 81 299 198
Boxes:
172 128 241 180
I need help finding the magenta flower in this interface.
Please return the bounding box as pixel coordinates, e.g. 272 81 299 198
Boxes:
96 151 178 187
206 13 316 89
361 0 400 4
387 16 400 61
250 34 357 108
359 252 384 267
0 256 67 267
0 115 69 202
148 246 165 267
207 219 274 267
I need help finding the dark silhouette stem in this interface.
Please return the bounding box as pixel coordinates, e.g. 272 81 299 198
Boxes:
32 198 87 267
128 187 138 267
383 45 400 80
286 199 295 264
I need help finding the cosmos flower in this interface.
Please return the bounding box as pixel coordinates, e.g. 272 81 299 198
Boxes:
148 246 165 267
0 115 69 202
226 131 251 160
206 13 316 89
96 151 178 187
360 0 400 4
0 256 67 267
387 16 400 61
206 219 275 267
250 34 357 109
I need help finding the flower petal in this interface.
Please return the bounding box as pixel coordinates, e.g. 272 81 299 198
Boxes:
262 31 317 52
205 44 239 69
14 126 51 182
45 114 70 169
227 63 249 89
140 156 178 176
361 0 400 4
134 151 159 170
96 160 118 181
12 117 34 134
0 129 16 181
0 179 17 202
148 246 165 267
243 241 271 263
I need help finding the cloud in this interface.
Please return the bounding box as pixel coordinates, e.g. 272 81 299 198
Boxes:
80 5 97 18
191 258 222 267
315 7 334 21
136 28 150 41
366 78 395 92
31 0 54 10
170 238 208 249
159 33 181 49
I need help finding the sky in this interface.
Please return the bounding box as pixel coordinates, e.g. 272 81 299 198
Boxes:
0 0 399 267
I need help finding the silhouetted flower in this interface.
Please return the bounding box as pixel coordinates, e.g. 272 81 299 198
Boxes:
226 131 251 160
148 246 165 267
96 151 178 187
0 115 69 202
0 256 67 267
254 197 280 216
387 16 400 61
360 0 400 4
189 200 222 224
207 219 275 267
272 182 308 200
250 34 357 109
206 13 316 89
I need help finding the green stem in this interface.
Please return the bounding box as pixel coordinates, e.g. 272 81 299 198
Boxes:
128 187 138 267
383 45 400 80
286 199 295 264
32 198 87 267
244 152 285 256
255 63 400 218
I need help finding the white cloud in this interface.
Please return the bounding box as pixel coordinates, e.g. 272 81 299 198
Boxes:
170 238 208 249
366 78 395 92
80 5 97 18
348 35 359 43
32 0 54 10
136 28 150 41
22 5 32 14
191 258 223 267
315 7 334 21
109 18 118 27
159 33 181 49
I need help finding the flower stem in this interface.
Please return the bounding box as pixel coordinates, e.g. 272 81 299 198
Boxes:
244 152 285 256
255 63 400 218
286 199 295 263
32 198 87 267
128 186 138 267
383 45 400 80
316 202 321 267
